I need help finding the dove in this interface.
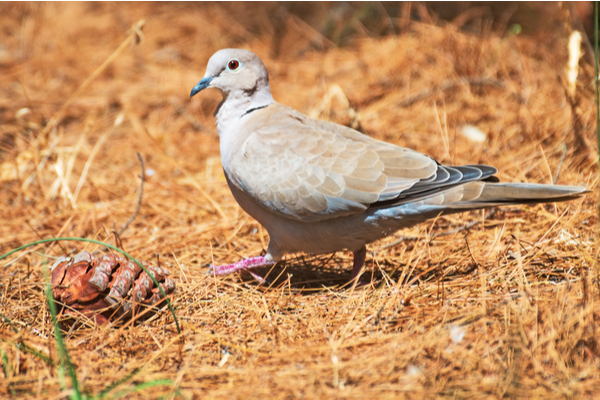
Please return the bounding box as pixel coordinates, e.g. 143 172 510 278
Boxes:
189 48 587 282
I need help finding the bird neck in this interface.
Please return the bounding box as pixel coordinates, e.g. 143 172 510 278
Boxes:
215 87 274 128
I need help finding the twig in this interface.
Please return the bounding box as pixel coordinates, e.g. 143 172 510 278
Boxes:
553 143 568 184
25 220 67 254
451 7 491 31
397 77 506 108
398 2 412 32
117 153 145 236
286 13 336 50
72 130 110 206
379 208 497 250
112 230 125 252
41 19 145 138
21 136 60 192
564 84 589 159
375 2 396 35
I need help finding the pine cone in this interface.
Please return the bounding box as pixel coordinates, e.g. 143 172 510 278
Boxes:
50 251 176 326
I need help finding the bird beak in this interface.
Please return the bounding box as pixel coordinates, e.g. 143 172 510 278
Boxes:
190 76 213 98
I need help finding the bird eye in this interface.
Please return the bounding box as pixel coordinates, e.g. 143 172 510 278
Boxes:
228 59 240 70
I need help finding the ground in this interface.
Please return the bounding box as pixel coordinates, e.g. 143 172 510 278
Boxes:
1 2 599 399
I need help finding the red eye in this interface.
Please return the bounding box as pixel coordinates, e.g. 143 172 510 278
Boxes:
228 59 239 70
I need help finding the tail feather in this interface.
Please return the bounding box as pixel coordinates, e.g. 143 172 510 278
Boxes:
439 182 588 211
475 183 587 203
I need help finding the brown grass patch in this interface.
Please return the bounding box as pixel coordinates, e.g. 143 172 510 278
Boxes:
1 2 599 398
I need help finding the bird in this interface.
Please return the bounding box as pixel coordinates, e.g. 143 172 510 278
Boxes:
189 48 587 283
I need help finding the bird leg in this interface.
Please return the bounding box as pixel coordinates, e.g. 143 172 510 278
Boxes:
211 250 368 284
209 256 275 276
351 246 367 281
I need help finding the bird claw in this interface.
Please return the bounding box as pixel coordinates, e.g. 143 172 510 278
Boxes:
247 270 270 285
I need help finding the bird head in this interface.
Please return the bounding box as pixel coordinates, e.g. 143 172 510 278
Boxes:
190 48 272 100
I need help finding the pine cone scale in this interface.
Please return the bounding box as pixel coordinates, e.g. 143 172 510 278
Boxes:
49 251 176 326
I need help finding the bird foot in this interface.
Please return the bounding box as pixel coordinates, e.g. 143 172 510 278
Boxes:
208 256 275 276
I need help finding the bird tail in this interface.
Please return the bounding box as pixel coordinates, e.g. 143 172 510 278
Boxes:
416 182 588 213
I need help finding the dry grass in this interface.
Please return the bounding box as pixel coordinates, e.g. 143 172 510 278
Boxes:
1 2 599 398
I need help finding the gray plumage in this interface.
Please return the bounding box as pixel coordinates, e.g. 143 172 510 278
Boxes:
190 49 587 280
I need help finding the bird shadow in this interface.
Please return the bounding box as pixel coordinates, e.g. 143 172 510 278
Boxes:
234 253 442 293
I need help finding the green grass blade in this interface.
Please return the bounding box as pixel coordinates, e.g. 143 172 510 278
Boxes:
2 349 11 378
94 366 141 399
109 379 173 400
1 350 17 396
1 311 19 334
0 237 180 333
1 311 55 366
43 263 82 400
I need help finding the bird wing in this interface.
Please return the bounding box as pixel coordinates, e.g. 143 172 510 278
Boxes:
226 103 496 222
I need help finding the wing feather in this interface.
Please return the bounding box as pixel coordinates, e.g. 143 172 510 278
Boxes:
227 103 500 221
